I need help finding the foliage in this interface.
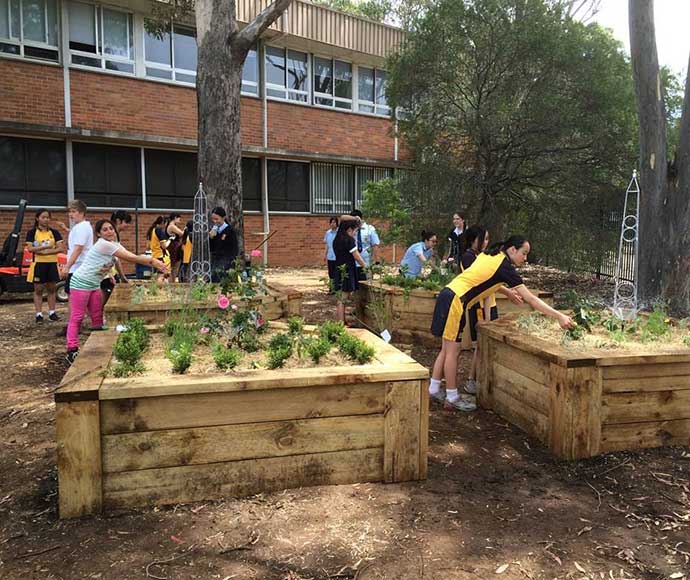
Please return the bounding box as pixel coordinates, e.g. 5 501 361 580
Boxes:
287 316 304 336
269 332 293 351
111 318 150 377
361 179 412 246
111 360 146 378
337 333 376 364
113 332 144 365
311 0 392 22
219 256 263 299
319 320 347 344
212 343 241 371
190 280 217 301
125 318 150 351
166 342 192 374
387 0 637 270
305 337 332 363
266 344 293 369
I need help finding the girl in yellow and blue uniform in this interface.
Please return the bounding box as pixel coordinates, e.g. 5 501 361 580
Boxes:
429 235 575 411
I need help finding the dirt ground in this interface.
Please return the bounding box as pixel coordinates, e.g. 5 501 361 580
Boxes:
1 267 689 580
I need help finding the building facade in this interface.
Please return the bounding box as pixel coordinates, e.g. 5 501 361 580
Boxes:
0 0 407 266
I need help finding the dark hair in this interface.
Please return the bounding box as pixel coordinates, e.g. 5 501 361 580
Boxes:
147 216 165 240
420 229 436 242
34 208 50 228
167 212 182 223
351 209 363 219
182 220 194 245
453 212 465 220
95 219 116 236
487 235 528 256
211 207 227 218
329 216 339 226
464 225 487 251
111 210 132 225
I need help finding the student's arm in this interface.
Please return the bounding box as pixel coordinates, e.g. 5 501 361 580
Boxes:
168 223 184 237
113 246 169 274
498 286 523 305
483 298 492 323
114 258 129 284
514 285 575 329
62 244 85 276
351 248 367 269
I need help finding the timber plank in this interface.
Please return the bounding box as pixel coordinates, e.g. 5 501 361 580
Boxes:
492 362 549 414
595 352 690 366
99 363 428 400
55 331 115 402
56 401 103 518
603 390 690 424
602 362 690 380
477 333 494 408
601 419 690 452
492 386 549 444
491 341 549 384
603 375 690 393
348 328 424 366
103 448 384 509
418 377 429 480
383 381 422 482
102 415 383 473
101 382 386 434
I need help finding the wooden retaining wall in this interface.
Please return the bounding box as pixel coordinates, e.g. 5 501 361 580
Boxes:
55 328 428 518
478 318 690 459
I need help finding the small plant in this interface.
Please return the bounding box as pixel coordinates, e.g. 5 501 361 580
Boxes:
111 360 146 378
131 285 147 305
110 320 150 377
113 332 144 364
190 280 216 301
147 277 159 297
125 318 150 350
238 329 261 352
319 320 346 343
166 342 192 374
306 337 331 363
640 305 670 342
269 332 293 351
683 334 690 348
212 343 241 371
337 333 376 364
267 344 292 369
287 316 304 336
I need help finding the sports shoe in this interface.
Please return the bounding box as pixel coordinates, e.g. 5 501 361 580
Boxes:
445 394 477 412
35 313 44 323
66 349 79 365
464 379 478 394
429 388 446 404
49 312 60 322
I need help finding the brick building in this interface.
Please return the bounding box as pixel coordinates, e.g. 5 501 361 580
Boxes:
0 0 407 267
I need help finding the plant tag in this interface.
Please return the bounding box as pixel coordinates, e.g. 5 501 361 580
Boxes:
380 329 392 343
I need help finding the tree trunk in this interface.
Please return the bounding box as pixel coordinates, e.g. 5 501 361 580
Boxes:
630 0 690 312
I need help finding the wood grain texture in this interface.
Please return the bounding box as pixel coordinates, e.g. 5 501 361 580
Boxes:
103 448 384 509
603 374 690 393
383 381 422 482
54 331 114 402
601 418 690 452
491 387 549 444
602 389 690 424
492 362 549 415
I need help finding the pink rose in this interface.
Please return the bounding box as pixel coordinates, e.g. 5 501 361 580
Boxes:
200 326 210 334
217 295 230 310
250 249 262 258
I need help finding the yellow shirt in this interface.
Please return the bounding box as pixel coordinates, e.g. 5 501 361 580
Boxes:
150 229 164 259
27 227 61 263
182 238 192 264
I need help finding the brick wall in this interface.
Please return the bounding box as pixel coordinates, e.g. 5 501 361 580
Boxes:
0 209 396 269
0 59 64 126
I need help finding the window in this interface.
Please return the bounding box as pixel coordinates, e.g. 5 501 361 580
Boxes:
358 66 390 116
313 57 352 110
241 47 258 95
355 166 393 208
145 22 197 84
265 46 308 102
0 137 66 205
242 157 261 211
0 0 58 61
69 2 134 73
73 143 141 207
311 163 353 214
145 149 197 209
267 160 309 212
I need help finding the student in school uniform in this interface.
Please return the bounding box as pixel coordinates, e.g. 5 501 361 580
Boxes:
400 230 437 278
100 210 132 306
324 216 339 291
179 220 194 282
428 235 575 411
350 209 380 281
25 209 65 322
445 212 466 270
332 218 368 323
147 216 169 281
209 207 239 282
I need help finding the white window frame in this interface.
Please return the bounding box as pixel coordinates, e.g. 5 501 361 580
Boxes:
68 1 134 75
0 0 59 61
264 45 309 104
355 165 393 208
311 162 354 214
357 65 391 117
241 46 259 96
143 20 197 86
312 54 353 111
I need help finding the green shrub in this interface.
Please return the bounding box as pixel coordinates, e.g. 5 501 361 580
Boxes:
111 360 146 378
287 316 304 336
269 332 292 351
306 337 331 363
125 318 150 350
166 342 192 374
337 333 376 364
267 344 292 369
212 343 241 371
113 332 144 364
641 305 670 341
319 320 346 344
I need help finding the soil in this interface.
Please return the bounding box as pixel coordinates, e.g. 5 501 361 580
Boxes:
1 266 689 580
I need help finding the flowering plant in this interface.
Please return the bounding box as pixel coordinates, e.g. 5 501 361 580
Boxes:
217 294 230 309
250 249 262 258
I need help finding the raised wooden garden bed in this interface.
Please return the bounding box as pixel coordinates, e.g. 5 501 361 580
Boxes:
55 328 429 518
478 317 690 460
357 280 553 346
104 281 302 324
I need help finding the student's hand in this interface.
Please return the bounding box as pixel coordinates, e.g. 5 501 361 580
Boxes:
152 258 169 274
121 277 130 284
209 227 218 238
54 221 68 232
504 288 523 305
558 313 576 330
59 264 68 279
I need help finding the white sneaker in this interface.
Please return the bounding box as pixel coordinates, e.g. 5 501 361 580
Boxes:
429 388 446 404
445 394 477 412
464 379 477 394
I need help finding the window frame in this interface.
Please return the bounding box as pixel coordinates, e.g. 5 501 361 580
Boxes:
266 157 311 214
241 46 259 96
312 54 353 111
311 162 354 215
143 20 197 86
355 165 393 209
68 1 135 75
0 0 59 62
357 65 390 117
264 44 310 104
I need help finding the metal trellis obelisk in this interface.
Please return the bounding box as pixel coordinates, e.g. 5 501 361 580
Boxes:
612 170 640 321
190 182 212 284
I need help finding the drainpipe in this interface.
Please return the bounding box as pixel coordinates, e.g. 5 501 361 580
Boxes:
61 1 74 202
260 40 270 268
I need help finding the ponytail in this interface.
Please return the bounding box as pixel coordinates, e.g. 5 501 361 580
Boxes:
487 235 527 256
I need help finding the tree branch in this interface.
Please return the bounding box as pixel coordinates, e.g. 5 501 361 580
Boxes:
236 0 293 51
